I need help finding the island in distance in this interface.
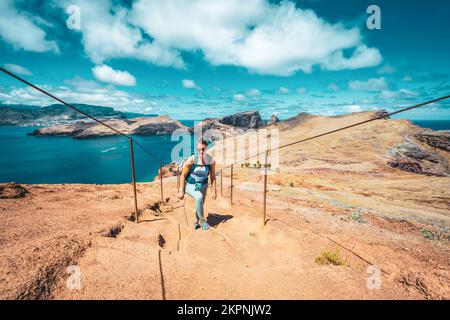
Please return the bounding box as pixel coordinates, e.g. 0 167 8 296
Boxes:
28 106 271 138
1 102 275 138
0 103 157 127
29 115 190 138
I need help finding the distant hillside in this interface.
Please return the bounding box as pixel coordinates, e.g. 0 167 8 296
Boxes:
210 110 450 177
0 103 158 126
30 115 189 138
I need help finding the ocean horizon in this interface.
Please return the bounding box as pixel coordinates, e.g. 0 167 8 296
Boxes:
1 119 449 184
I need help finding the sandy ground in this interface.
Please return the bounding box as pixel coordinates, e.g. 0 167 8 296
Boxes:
1 111 449 299
0 176 448 300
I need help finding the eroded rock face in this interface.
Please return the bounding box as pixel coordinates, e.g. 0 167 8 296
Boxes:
190 110 264 138
416 130 450 152
387 140 449 176
373 110 390 119
132 122 183 135
219 110 262 129
267 114 280 126
29 116 189 138
394 142 440 163
189 118 230 135
0 182 29 199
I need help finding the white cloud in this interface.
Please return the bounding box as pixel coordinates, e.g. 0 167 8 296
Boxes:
321 45 382 72
348 77 388 91
377 64 396 75
327 83 339 91
3 63 32 76
399 89 418 97
345 105 362 113
378 91 397 99
58 0 183 68
58 0 381 75
277 87 290 94
0 77 149 112
233 94 246 101
0 0 59 53
296 87 306 94
378 88 419 99
92 65 136 86
246 88 262 96
402 75 413 82
182 79 201 90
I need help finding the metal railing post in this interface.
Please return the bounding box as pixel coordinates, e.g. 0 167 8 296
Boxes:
159 162 164 203
220 170 223 197
263 149 268 226
129 138 139 223
230 164 233 205
214 172 217 195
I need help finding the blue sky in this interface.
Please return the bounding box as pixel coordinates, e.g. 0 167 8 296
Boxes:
0 0 449 120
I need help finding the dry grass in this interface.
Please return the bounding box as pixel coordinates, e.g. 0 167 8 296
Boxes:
272 176 283 186
315 248 347 266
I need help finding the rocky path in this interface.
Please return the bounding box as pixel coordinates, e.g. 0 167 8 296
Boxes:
53 180 423 300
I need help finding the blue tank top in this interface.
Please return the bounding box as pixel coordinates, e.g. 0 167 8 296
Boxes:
186 153 211 190
190 165 209 182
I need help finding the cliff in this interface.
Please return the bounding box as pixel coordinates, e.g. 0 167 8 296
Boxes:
29 110 268 139
210 110 450 178
190 110 264 138
30 115 189 138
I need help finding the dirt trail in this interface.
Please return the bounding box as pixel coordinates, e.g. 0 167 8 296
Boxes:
1 177 448 299
52 178 436 300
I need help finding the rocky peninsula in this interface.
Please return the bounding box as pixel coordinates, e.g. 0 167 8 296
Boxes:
190 110 278 138
29 110 274 139
29 115 189 138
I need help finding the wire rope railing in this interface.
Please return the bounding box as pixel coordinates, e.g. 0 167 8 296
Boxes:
0 67 168 223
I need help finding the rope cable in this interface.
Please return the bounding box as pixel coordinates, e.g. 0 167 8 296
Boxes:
0 67 163 163
220 94 450 170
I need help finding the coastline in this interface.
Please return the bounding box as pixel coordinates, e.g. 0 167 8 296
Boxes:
1 115 449 185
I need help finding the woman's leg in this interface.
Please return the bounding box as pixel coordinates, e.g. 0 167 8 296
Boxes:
185 183 208 222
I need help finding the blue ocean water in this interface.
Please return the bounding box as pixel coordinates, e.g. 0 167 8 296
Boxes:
411 120 450 131
0 120 197 184
0 119 448 184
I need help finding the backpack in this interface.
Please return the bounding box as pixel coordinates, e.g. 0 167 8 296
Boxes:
186 153 210 190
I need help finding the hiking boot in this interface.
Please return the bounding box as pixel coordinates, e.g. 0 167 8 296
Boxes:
201 220 209 231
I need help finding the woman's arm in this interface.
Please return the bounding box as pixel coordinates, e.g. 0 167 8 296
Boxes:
178 157 193 200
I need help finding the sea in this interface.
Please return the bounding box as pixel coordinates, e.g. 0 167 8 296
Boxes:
0 119 449 184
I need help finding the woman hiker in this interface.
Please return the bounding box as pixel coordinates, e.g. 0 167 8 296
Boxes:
178 138 217 230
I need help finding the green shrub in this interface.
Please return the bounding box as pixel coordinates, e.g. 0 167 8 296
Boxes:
420 228 434 239
350 211 367 223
